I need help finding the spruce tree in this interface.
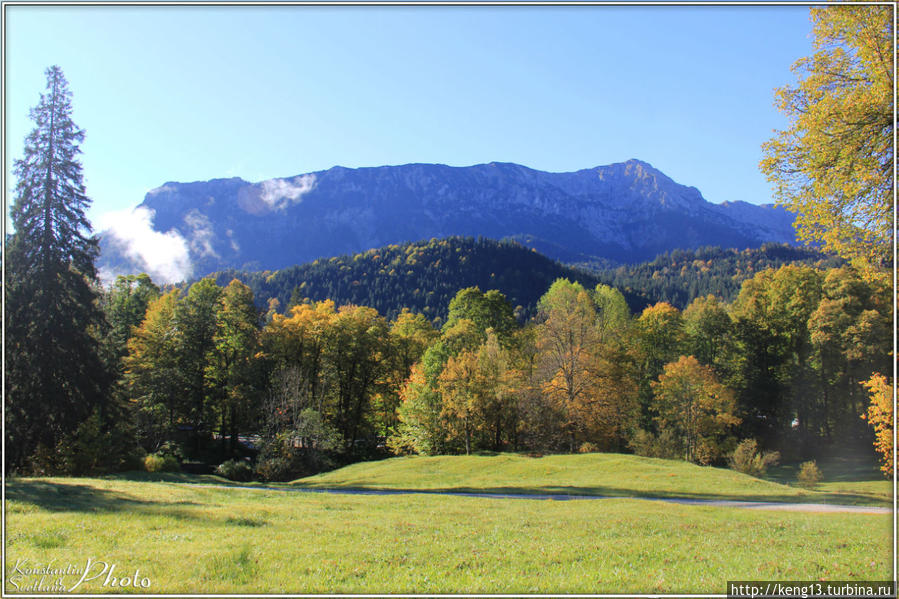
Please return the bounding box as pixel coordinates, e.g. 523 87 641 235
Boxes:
5 66 109 471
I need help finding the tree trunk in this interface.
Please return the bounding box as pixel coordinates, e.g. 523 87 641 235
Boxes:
465 419 471 455
220 408 227 460
229 403 238 455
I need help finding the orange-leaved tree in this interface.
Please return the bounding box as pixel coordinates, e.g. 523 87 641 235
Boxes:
861 373 894 477
651 355 741 464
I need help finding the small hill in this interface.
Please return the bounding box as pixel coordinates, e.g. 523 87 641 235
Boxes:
212 237 630 322
212 239 840 321
294 453 816 503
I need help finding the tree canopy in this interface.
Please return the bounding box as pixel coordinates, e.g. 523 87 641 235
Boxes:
760 2 894 274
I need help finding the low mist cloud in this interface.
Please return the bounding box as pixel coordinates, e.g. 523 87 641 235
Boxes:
100 207 192 284
260 174 316 211
184 209 218 258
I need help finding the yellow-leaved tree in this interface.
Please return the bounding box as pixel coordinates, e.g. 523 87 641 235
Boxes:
651 356 741 465
861 374 894 477
760 1 893 275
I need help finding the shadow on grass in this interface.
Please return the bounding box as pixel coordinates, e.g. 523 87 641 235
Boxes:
766 447 883 485
104 471 228 484
6 479 204 517
290 482 890 507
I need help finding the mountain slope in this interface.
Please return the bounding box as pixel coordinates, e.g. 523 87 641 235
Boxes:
211 237 618 322
99 159 796 283
212 239 835 323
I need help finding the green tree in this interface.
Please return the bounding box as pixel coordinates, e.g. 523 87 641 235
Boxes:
207 279 261 457
325 305 391 451
102 274 160 372
173 278 223 455
634 302 685 428
377 310 439 436
5 66 110 471
444 287 517 346
388 362 446 455
808 267 891 439
731 266 823 450
682 295 733 373
592 283 631 344
761 2 893 274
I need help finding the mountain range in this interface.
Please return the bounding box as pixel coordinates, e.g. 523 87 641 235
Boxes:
98 160 796 283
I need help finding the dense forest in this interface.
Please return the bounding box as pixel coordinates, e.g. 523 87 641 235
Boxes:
211 237 614 323
587 244 844 309
210 237 842 326
75 262 889 483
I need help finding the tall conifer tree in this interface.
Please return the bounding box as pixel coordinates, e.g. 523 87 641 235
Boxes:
5 66 108 470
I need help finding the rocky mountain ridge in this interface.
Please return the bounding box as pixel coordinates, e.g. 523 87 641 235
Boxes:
98 159 796 283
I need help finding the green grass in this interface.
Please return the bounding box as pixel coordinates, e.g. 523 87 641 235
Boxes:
294 452 892 506
5 474 892 594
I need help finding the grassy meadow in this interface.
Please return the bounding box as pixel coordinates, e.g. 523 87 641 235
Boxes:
5 453 893 594
297 452 893 506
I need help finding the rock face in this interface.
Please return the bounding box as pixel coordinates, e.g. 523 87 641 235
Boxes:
98 159 796 282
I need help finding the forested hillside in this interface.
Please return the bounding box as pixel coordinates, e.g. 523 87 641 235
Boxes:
211 237 622 323
211 239 841 322
587 244 844 309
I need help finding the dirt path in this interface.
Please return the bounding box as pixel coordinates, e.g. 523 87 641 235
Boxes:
188 483 892 514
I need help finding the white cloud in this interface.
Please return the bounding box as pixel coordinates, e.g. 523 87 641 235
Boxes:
226 229 240 252
147 184 176 195
100 206 192 284
260 174 316 211
184 209 218 258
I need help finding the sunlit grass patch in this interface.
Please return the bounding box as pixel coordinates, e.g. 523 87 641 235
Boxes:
5 473 891 594
295 452 890 506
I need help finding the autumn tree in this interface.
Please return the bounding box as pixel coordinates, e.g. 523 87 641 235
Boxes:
5 67 110 471
808 267 891 439
651 356 741 464
262 299 337 412
508 323 558 451
377 310 439 435
861 373 894 477
436 331 517 454
124 290 184 451
438 348 481 455
761 2 893 275
102 274 160 374
388 315 480 455
535 279 602 452
474 331 518 451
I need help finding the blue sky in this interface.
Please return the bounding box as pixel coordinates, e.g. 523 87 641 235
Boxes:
5 3 814 230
